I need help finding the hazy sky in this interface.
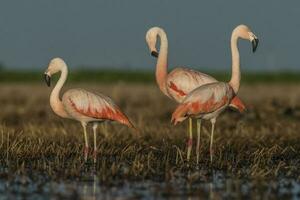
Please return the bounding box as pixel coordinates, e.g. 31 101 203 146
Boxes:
0 0 299 71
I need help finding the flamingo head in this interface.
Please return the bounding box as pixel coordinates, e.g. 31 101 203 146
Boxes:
145 27 161 58
234 24 259 53
44 57 67 87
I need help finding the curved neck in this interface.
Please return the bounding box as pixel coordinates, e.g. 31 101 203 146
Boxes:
50 66 69 118
155 29 169 95
229 31 241 94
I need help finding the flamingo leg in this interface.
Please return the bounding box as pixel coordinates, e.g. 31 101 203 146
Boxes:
92 123 98 164
196 119 202 165
81 122 89 162
210 118 216 164
187 118 193 162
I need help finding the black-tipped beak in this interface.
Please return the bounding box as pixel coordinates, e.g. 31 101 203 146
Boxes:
151 51 159 58
252 38 259 53
44 74 51 87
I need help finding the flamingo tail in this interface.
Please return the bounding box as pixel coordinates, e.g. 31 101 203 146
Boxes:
171 103 189 125
229 96 246 113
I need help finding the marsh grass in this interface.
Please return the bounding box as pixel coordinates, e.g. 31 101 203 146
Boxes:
0 70 300 83
0 83 300 184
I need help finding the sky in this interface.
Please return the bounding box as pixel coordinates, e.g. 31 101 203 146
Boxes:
0 0 299 71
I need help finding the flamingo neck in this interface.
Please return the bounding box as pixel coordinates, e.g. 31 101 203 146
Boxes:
229 31 241 94
50 65 69 118
155 29 169 96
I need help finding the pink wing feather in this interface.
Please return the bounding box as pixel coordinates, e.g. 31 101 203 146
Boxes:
63 89 134 128
166 68 217 102
171 82 234 124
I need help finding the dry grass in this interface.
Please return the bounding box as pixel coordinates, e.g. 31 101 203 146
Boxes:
0 83 300 183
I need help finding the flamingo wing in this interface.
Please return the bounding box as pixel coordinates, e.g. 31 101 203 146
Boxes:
166 68 217 102
229 96 246 113
62 89 133 128
171 82 234 124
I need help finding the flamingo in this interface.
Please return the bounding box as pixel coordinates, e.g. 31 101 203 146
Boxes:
145 26 247 163
171 24 259 163
44 58 134 163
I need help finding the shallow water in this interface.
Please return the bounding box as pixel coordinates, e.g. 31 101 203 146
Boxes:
0 171 300 200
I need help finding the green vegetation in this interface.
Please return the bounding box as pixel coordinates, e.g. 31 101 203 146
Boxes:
0 69 299 83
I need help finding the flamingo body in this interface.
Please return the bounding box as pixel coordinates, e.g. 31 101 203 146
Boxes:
166 67 217 102
166 68 246 112
172 82 234 124
62 89 133 127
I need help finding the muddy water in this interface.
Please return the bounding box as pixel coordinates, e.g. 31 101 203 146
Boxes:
0 171 299 200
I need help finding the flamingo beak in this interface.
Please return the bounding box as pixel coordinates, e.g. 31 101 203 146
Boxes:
151 51 159 58
251 38 259 53
44 74 51 87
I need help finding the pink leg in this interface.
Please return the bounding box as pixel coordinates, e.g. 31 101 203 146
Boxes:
187 138 193 146
81 122 89 162
93 123 98 163
210 118 216 164
187 118 193 161
84 146 89 161
196 119 202 165
93 149 97 162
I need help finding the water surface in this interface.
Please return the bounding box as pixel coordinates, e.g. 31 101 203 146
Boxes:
1 170 299 199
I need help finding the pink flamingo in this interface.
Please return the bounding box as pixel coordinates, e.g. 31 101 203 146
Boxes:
171 25 259 163
44 58 134 163
146 26 247 163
